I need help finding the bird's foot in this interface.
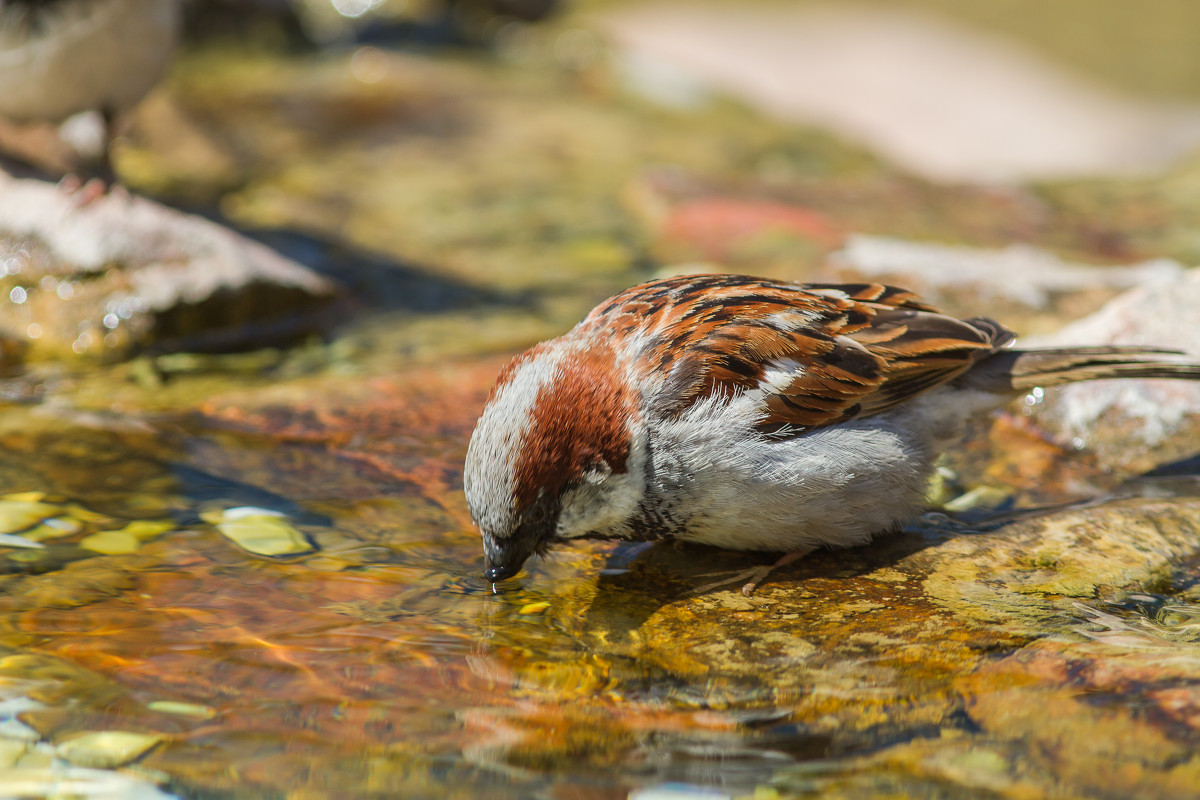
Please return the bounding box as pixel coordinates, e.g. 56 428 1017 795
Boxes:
58 174 126 207
688 548 813 597
689 564 777 597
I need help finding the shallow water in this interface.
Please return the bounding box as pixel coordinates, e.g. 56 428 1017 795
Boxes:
3 3 1200 798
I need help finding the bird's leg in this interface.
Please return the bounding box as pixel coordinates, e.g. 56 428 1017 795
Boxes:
94 107 118 186
59 107 121 205
689 547 813 597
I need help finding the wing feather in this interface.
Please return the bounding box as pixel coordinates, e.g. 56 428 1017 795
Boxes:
584 274 1010 433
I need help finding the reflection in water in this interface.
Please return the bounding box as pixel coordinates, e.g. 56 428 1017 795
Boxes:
1078 594 1200 646
2 403 1194 796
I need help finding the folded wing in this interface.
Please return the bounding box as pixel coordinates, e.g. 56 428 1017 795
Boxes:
586 275 1012 433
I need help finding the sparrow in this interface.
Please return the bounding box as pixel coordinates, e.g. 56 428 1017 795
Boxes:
464 274 1200 594
0 0 181 195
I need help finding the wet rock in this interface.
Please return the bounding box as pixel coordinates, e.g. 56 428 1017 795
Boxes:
532 536 986 745
4 556 148 611
194 356 508 515
0 491 173 559
770 736 1058 798
0 173 342 360
828 234 1183 333
959 636 1200 800
22 517 85 544
288 0 559 47
61 520 171 561
514 494 1200 767
0 738 27 769
921 498 1200 635
1028 266 1200 470
630 785 731 800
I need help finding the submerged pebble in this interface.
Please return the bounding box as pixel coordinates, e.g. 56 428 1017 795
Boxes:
21 517 84 542
204 507 315 557
0 502 58 535
0 534 43 550
0 738 27 769
120 520 176 541
1 493 45 503
942 486 1011 513
146 701 215 720
79 531 141 555
56 731 163 769
63 504 116 525
0 765 176 799
4 549 45 562
79 520 176 555
14 746 52 769
630 785 732 800
0 696 44 742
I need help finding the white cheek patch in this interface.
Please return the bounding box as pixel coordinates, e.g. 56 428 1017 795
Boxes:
556 473 638 539
555 428 647 540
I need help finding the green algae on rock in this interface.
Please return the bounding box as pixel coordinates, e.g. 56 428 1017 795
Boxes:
922 498 1200 635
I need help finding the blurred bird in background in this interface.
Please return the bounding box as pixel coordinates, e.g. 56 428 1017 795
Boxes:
0 0 182 198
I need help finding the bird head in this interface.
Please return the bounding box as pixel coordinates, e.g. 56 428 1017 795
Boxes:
464 337 643 582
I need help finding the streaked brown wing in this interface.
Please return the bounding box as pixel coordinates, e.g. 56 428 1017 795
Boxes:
586 274 1012 432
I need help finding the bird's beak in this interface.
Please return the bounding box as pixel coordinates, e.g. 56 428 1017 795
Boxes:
482 533 537 582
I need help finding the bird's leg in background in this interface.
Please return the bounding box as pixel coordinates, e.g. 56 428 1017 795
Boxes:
57 107 121 204
690 547 814 597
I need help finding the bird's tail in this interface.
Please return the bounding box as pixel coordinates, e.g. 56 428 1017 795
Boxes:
962 346 1200 393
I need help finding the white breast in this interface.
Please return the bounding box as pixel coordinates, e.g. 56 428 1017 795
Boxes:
643 386 1004 551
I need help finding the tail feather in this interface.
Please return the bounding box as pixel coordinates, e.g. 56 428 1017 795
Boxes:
962 346 1200 393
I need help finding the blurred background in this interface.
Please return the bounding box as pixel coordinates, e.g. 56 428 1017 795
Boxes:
3 2 1200 799
6 0 1200 370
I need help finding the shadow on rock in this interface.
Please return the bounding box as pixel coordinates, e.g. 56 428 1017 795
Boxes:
244 226 519 315
582 526 952 646
1116 450 1200 501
